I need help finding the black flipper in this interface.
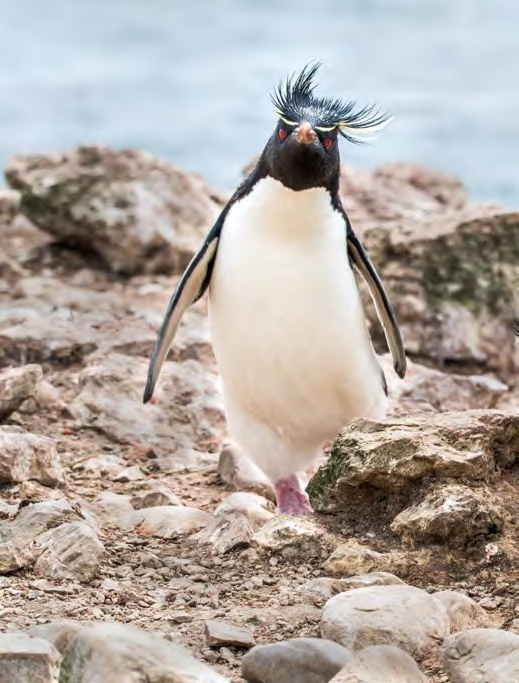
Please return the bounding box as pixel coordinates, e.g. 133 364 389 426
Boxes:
143 219 223 403
346 226 407 379
142 163 267 404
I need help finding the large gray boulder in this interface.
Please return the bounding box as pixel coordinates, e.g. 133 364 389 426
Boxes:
359 210 519 380
6 146 222 275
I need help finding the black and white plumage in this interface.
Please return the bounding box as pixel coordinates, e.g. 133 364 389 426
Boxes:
144 64 406 515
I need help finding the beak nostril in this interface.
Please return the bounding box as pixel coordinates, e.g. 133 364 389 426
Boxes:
294 121 317 144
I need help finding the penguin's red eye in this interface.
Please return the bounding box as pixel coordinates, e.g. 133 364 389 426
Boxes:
323 137 333 150
278 128 287 142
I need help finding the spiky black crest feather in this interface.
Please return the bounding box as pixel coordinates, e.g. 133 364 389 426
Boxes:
271 63 392 144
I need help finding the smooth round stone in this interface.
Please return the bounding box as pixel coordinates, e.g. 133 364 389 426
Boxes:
242 637 353 683
330 644 428 682
321 584 450 657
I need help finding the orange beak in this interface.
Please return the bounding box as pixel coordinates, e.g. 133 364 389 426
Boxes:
294 121 317 144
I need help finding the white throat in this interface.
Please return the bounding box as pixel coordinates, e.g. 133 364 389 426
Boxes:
233 177 338 240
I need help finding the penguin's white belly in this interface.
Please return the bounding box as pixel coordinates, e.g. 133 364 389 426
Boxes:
209 178 386 477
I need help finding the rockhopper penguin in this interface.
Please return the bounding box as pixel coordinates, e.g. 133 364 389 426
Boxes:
144 64 406 515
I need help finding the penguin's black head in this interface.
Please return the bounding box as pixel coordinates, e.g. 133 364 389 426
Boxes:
261 63 391 192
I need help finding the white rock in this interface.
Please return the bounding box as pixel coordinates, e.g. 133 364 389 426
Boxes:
359 210 518 378
308 411 513 513
0 364 42 419
0 633 61 683
443 628 519 683
0 276 155 368
298 577 347 605
214 491 273 516
0 427 63 486
253 515 329 560
21 379 65 414
0 497 18 516
321 584 450 657
333 571 406 590
73 453 126 478
91 491 135 526
100 578 120 591
121 505 211 538
197 492 274 553
71 501 101 536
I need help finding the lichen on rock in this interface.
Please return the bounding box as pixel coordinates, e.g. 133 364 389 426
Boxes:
6 146 222 275
308 410 519 514
360 211 519 379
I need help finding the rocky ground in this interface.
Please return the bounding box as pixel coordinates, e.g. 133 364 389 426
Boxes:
0 146 518 682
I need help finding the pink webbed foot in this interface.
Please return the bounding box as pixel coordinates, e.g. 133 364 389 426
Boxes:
274 474 312 515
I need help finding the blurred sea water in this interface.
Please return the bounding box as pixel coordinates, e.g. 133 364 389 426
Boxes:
0 0 518 206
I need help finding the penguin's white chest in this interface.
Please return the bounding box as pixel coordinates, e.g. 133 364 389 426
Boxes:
208 177 385 451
